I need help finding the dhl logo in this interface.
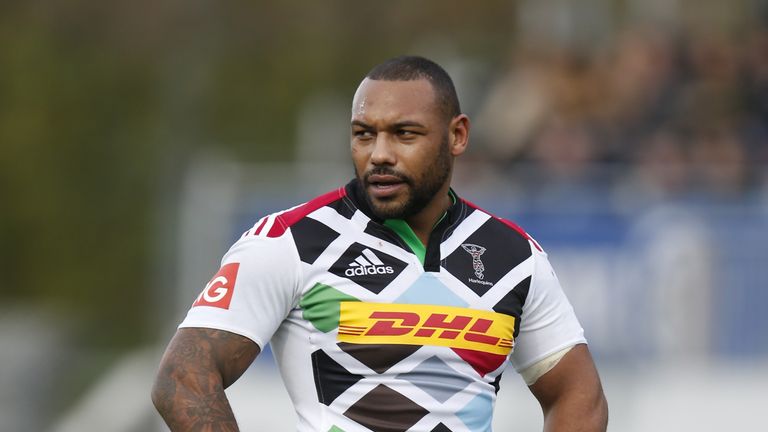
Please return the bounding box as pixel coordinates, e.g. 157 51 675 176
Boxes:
338 302 515 355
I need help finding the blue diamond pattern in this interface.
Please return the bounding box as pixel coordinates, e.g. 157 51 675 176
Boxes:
395 273 467 307
396 356 473 403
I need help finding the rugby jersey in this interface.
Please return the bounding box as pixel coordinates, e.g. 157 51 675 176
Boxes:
180 179 586 432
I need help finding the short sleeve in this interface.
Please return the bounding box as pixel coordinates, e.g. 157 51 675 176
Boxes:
509 247 586 372
179 233 302 349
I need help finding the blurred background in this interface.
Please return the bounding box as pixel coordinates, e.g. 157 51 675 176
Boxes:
1 0 767 431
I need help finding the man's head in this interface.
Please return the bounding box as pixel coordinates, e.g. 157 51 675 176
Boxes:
365 56 462 123
350 56 470 221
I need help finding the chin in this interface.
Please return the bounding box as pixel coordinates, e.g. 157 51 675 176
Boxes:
370 201 408 220
364 188 409 218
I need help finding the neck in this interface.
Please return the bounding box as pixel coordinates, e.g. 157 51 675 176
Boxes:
404 183 453 245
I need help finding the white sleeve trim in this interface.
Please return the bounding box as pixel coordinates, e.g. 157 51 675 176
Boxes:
513 339 586 373
519 344 575 385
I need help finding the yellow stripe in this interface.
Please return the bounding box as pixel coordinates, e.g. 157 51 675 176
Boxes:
338 302 515 355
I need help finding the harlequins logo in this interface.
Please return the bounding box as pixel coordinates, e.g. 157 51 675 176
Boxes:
461 243 487 279
345 248 395 277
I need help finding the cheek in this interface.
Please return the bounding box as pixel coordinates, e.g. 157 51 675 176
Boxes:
350 145 367 172
405 147 434 174
351 145 363 161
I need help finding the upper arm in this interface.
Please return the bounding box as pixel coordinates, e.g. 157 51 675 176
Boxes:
179 233 303 350
154 327 260 393
154 227 299 398
510 248 606 429
151 328 260 428
510 248 586 372
528 344 608 430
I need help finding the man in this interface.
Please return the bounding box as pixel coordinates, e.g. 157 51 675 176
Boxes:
152 55 608 432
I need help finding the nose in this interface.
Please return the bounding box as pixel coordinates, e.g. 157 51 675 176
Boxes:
369 134 397 166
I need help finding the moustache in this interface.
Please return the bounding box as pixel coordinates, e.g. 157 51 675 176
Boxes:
363 168 413 185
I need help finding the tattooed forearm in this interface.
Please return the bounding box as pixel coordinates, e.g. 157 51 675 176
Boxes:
153 380 238 431
152 328 260 431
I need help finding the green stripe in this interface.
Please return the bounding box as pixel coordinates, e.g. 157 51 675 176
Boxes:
384 219 426 265
383 192 456 265
299 283 359 332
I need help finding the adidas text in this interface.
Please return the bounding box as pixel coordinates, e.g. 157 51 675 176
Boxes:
345 266 395 277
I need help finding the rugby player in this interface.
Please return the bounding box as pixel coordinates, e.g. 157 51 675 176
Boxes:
152 55 608 432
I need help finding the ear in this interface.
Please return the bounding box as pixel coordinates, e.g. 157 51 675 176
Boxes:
448 114 470 157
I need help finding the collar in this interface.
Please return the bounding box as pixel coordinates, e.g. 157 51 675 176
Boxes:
344 178 464 227
344 178 469 271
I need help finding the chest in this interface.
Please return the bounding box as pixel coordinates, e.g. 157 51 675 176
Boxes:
298 238 532 373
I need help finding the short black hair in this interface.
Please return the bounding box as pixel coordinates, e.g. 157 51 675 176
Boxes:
365 55 461 121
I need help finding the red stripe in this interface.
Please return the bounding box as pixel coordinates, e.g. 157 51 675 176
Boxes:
253 217 269 235
461 198 543 252
266 187 348 238
451 348 508 377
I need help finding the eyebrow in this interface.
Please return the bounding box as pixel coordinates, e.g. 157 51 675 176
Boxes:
392 121 426 129
350 120 427 129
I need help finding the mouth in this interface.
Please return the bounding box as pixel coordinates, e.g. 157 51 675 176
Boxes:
366 174 408 199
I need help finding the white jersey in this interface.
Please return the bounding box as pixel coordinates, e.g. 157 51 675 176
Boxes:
180 180 586 432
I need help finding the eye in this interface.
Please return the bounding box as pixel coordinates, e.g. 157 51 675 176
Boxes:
353 129 374 140
397 130 418 139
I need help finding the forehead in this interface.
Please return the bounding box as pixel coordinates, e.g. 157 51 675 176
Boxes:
351 78 441 124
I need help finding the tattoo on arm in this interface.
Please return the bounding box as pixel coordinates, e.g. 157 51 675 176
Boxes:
152 328 260 431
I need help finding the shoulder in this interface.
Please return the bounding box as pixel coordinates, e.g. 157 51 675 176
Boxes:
460 197 543 253
240 186 349 239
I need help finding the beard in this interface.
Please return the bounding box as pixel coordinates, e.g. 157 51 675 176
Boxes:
357 136 452 220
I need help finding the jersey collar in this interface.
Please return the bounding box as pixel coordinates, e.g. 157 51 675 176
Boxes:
345 179 470 271
345 178 463 226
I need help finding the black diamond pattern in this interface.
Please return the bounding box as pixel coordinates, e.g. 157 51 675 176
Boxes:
344 384 429 432
329 196 357 219
329 242 408 294
443 218 532 296
493 276 531 337
338 343 420 374
311 349 364 406
291 217 340 264
491 372 503 394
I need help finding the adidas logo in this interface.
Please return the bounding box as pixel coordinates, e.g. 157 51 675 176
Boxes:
344 248 395 277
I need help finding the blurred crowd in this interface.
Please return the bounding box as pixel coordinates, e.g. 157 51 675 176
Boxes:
474 24 768 200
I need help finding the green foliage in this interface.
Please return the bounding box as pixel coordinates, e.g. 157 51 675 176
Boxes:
19 0 738 347
0 1 520 347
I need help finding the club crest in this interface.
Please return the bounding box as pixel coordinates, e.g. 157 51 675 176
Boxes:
461 243 487 280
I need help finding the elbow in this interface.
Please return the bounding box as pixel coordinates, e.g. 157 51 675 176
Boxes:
150 367 176 416
590 391 609 431
599 394 609 429
550 384 609 431
150 380 162 412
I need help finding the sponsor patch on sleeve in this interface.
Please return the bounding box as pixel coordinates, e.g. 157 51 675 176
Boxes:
193 262 240 309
